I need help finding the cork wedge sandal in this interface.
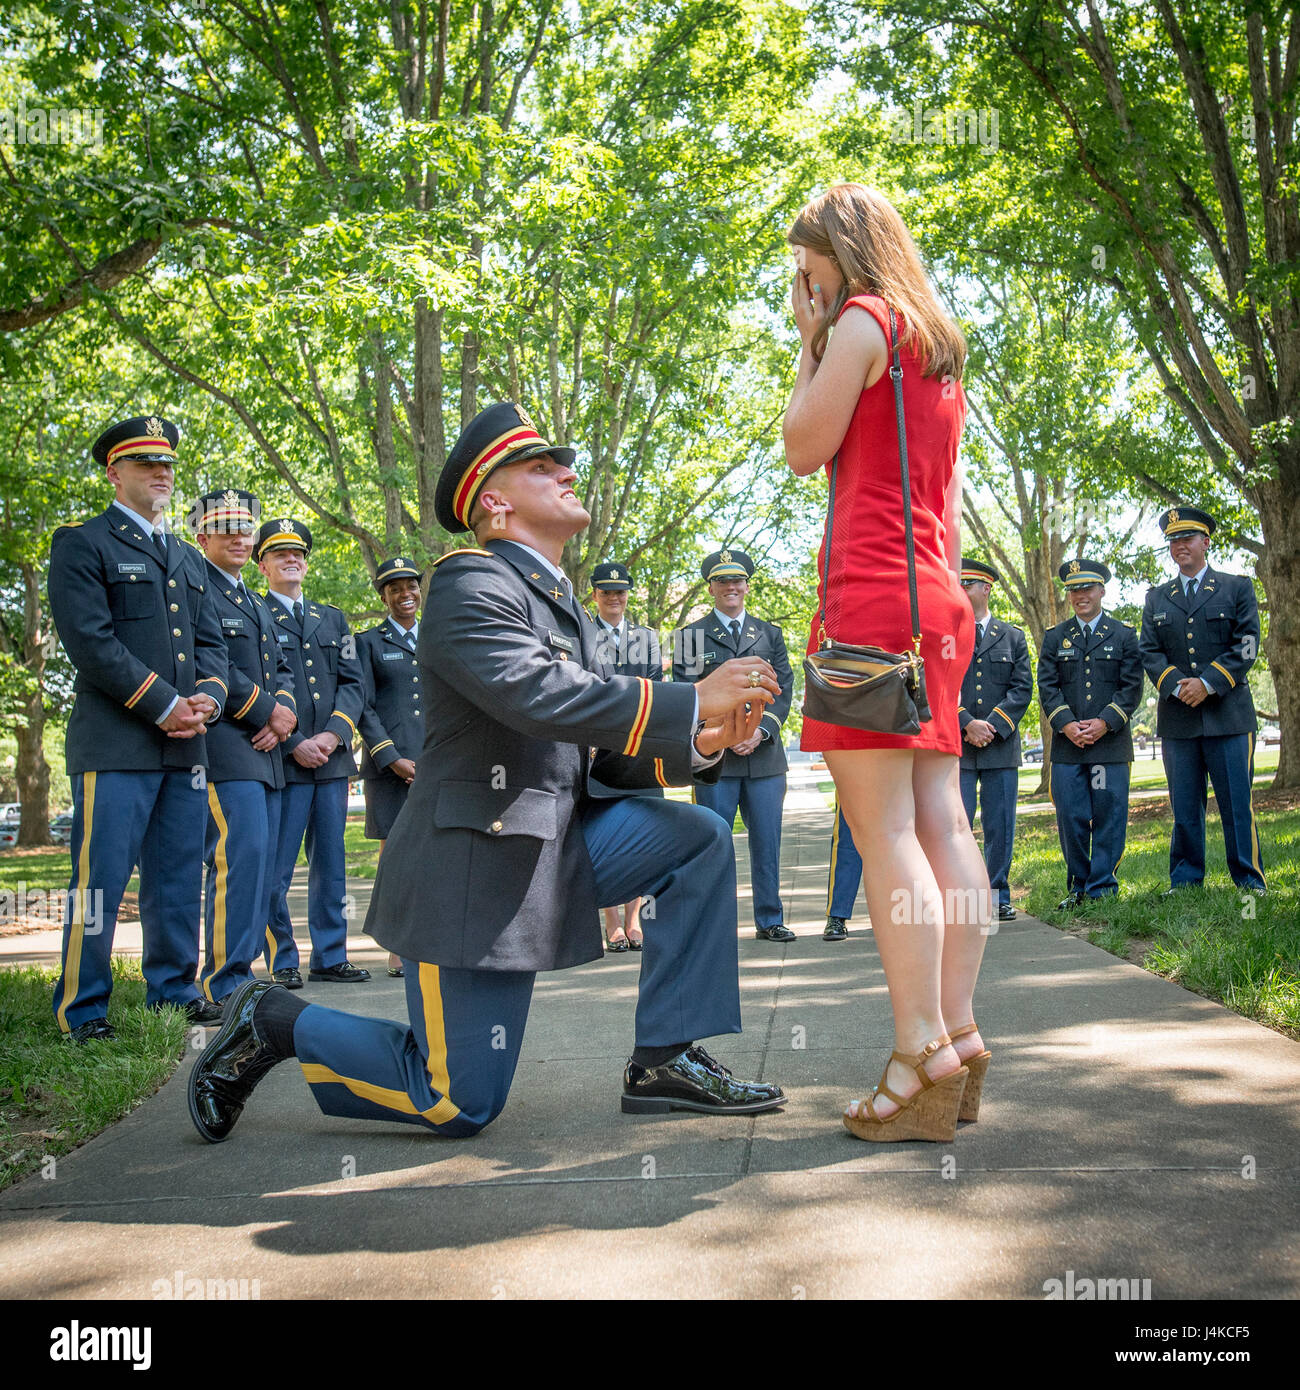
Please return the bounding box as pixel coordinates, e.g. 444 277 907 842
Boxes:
949 1022 992 1123
843 1037 968 1143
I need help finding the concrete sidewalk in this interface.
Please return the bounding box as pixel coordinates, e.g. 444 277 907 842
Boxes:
1 792 1297 1299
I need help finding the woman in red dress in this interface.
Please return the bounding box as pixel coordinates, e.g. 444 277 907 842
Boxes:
784 184 993 1142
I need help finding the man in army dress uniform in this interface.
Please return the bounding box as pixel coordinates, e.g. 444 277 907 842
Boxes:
1138 507 1266 894
255 518 370 985
189 403 786 1143
587 559 662 951
356 555 425 977
672 550 796 942
957 559 1033 922
190 490 298 1002
1037 559 1143 907
48 416 229 1039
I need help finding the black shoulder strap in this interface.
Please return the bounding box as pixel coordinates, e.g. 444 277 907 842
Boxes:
817 306 920 648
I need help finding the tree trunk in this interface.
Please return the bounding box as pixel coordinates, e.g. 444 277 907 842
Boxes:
16 561 50 846
1255 467 1300 789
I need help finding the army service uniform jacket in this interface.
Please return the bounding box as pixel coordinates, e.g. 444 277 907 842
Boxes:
1138 568 1259 739
363 538 721 973
268 596 364 783
671 613 793 778
958 619 1033 770
200 557 296 786
1037 614 1143 764
357 621 424 778
588 617 664 800
48 508 229 774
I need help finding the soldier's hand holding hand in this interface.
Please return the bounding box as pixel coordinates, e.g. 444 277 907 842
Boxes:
391 757 417 784
1176 678 1208 707
1076 717 1109 742
267 703 297 739
1062 720 1090 748
696 657 779 722
695 696 765 757
964 718 996 747
161 697 209 739
291 737 330 768
250 723 278 752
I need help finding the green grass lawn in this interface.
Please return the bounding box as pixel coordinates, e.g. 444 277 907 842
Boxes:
0 957 191 1192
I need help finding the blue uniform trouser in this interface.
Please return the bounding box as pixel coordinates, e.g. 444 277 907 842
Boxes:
294 796 740 1136
53 769 206 1033
1163 732 1266 890
960 766 1018 909
694 773 786 929
827 801 863 919
265 778 349 972
1050 760 1131 898
202 780 281 1003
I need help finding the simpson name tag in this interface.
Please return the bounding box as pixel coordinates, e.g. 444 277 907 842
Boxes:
548 631 575 654
117 563 147 574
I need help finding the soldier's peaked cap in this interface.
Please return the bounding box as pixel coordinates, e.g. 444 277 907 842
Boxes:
960 558 999 585
591 561 633 590
1159 506 1216 541
255 516 313 559
436 402 575 533
1059 558 1112 588
92 415 179 468
374 556 422 592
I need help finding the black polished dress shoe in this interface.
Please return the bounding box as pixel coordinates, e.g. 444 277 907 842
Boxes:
188 980 286 1143
65 1017 115 1044
1055 891 1084 911
386 966 405 977
307 961 371 982
621 1045 786 1115
270 967 303 989
149 997 223 1024
823 916 848 941
755 924 796 942
997 904 1017 921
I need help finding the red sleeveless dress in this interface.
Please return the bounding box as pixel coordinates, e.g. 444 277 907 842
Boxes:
800 294 972 756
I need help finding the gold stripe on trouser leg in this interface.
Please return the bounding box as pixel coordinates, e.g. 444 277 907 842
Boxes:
57 771 97 1033
419 963 462 1125
204 783 230 1001
265 926 277 973
1247 732 1264 880
826 798 841 915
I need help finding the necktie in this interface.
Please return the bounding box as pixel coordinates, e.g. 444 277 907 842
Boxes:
976 621 985 646
406 628 417 652
154 530 169 563
1186 578 1198 600
729 619 741 645
293 599 304 626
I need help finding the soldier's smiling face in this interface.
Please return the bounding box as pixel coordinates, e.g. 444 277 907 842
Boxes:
476 455 590 540
259 546 308 590
592 587 628 624
107 456 174 518
709 576 748 616
1068 583 1103 621
1169 532 1210 575
198 527 254 572
382 576 421 623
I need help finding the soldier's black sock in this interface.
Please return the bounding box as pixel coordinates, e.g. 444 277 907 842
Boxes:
632 1041 692 1068
253 989 307 1059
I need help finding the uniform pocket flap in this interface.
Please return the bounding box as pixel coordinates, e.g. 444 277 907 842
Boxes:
434 781 557 840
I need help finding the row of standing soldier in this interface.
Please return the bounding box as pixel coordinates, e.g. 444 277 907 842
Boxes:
825 508 1266 939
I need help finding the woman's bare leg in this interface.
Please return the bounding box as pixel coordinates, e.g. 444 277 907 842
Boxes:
826 749 962 1118
911 749 992 1064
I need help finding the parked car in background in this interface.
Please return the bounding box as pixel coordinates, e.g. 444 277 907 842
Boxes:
0 802 20 825
50 811 75 846
0 825 17 850
1022 745 1044 765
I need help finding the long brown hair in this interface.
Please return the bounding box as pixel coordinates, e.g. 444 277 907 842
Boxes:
788 183 966 379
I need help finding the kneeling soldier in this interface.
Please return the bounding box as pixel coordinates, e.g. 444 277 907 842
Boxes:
191 490 298 1001
48 416 229 1039
1038 560 1143 907
357 555 425 977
